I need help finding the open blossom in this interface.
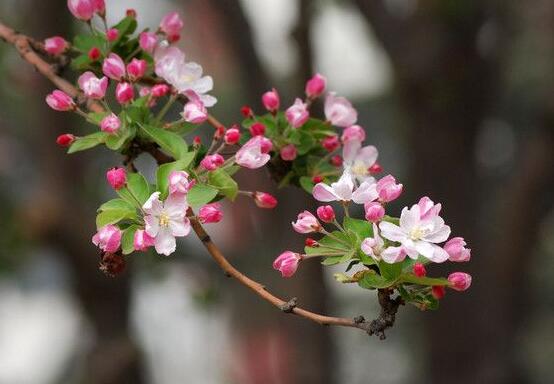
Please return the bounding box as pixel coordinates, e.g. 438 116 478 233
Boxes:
379 202 451 263
44 36 68 55
444 237 471 262
235 136 271 169
448 272 472 291
305 73 326 98
154 43 216 107
377 175 403 202
143 192 191 256
168 171 192 195
313 170 378 204
92 225 122 253
198 203 223 224
115 82 134 104
182 96 208 124
67 0 95 20
160 11 184 40
285 98 310 128
46 90 74 111
200 154 225 171
127 58 147 81
100 113 121 134
78 71 108 99
343 144 378 184
134 229 155 251
102 53 126 80
273 251 301 278
253 192 277 209
262 88 280 112
324 92 357 127
417 196 442 220
139 31 158 53
280 144 297 161
361 223 385 261
292 211 321 233
106 167 126 190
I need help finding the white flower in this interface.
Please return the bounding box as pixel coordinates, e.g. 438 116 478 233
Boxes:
343 142 378 184
379 204 451 263
143 192 191 256
312 170 378 204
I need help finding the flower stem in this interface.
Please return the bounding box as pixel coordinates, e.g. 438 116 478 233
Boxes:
156 94 177 122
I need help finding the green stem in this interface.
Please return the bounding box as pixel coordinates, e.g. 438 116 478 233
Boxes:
156 94 177 122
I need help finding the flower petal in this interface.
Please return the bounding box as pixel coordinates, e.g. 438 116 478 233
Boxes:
352 180 378 204
170 217 191 237
144 214 160 237
143 192 163 215
379 221 406 242
312 183 339 202
155 228 177 256
400 206 419 232
381 246 406 263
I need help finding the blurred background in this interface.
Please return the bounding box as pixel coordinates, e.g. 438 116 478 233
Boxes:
0 0 553 383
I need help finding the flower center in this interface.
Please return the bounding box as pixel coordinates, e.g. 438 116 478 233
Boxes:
159 212 170 227
351 161 369 176
409 227 424 240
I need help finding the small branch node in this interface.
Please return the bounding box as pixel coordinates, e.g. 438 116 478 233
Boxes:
279 297 298 313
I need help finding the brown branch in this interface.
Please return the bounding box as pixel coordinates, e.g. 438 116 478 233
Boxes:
0 19 399 338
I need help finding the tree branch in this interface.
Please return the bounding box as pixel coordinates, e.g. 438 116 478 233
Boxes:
0 19 399 338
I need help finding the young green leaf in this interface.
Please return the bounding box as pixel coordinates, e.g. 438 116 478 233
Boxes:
399 274 450 286
187 184 218 208
343 217 373 240
67 132 108 154
98 198 135 213
208 168 238 200
121 225 139 255
96 208 137 229
117 172 151 206
140 124 189 160
358 271 394 289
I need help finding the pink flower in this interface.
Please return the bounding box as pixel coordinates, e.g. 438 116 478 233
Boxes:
305 73 326 98
448 272 472 291
151 84 170 98
262 88 280 112
102 53 126 80
198 203 223 224
280 144 297 161
168 171 192 195
417 196 442 220
249 122 266 136
160 11 184 40
364 202 385 222
182 95 208 124
273 251 301 278
224 127 240 145
285 98 310 128
316 205 335 223
321 135 340 152
92 0 105 14
324 92 357 127
253 192 277 209
413 263 426 277
134 229 155 251
106 167 127 190
127 58 147 81
292 211 321 234
56 133 75 147
100 113 121 134
313 171 378 204
46 90 75 111
259 136 273 153
361 224 386 260
115 82 134 104
444 237 471 262
235 136 271 169
78 71 108 99
377 175 403 202
143 192 191 256
341 125 366 143
200 154 225 171
44 36 68 55
139 32 157 53
106 28 119 42
343 146 378 184
92 224 122 253
67 0 95 21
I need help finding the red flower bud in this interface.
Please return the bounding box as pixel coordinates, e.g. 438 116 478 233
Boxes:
369 162 383 174
126 9 137 18
312 175 323 184
305 238 319 247
413 263 426 277
240 105 253 118
432 285 446 300
249 122 266 136
88 46 101 61
253 192 277 209
330 155 343 167
56 133 75 147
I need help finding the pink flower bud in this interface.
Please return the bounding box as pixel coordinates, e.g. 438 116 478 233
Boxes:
168 171 192 195
321 135 340 152
280 144 297 161
364 202 385 222
160 11 184 39
249 122 266 136
100 113 121 134
214 126 225 140
331 155 343 167
224 127 240 145
325 92 357 127
285 98 310 128
56 133 75 147
341 125 366 144
193 136 202 146
305 238 318 247
259 136 273 153
139 32 158 54
44 36 68 55
253 192 277 209
262 88 280 112
292 211 321 234
413 263 426 277
182 99 208 124
240 105 253 118
316 205 335 223
134 229 155 251
432 285 446 299
200 154 225 171
102 53 126 80
106 28 119 42
115 82 134 104
273 251 301 278
305 73 326 98
417 196 442 220
139 87 151 97
88 47 101 61
67 0 95 21
46 90 75 111
198 203 223 224
377 175 403 203
444 237 471 262
92 224 122 253
151 84 170 98
448 272 472 291
126 9 137 18
126 58 147 81
78 71 108 99
93 0 105 15
106 167 127 190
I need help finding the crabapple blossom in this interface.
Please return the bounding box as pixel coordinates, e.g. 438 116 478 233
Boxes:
102 53 126 80
126 58 147 81
44 36 68 55
235 136 271 169
78 71 108 99
341 125 366 143
200 154 224 171
262 88 280 112
364 202 385 222
139 32 157 53
100 113 121 134
280 144 297 161
182 97 208 124
143 192 191 256
253 192 277 209
316 205 335 223
417 196 442 220
56 133 75 147
324 92 357 127
249 122 266 136
305 73 326 98
312 170 378 204
92 0 105 15
379 202 451 263
67 0 95 20
151 84 170 98
160 11 184 40
134 229 155 251
273 251 301 277
46 90 74 111
377 175 403 202
92 225 122 253
224 127 241 145
168 171 192 195
285 98 310 128
115 82 134 104
292 211 321 233
198 203 223 224
259 137 273 153
361 224 385 261
321 135 340 152
343 143 379 184
106 167 126 190
448 272 472 291
444 237 471 262
106 28 118 42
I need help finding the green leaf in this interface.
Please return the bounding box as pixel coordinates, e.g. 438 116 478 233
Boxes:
296 131 316 155
156 154 196 198
98 198 135 213
73 34 106 53
112 16 138 41
382 215 400 225
208 168 238 200
87 112 109 125
299 176 314 194
343 217 373 240
96 208 137 228
321 256 343 266
379 260 403 282
399 274 450 286
140 124 189 160
121 225 139 255
68 132 107 154
187 184 218 208
358 271 394 289
117 172 150 206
